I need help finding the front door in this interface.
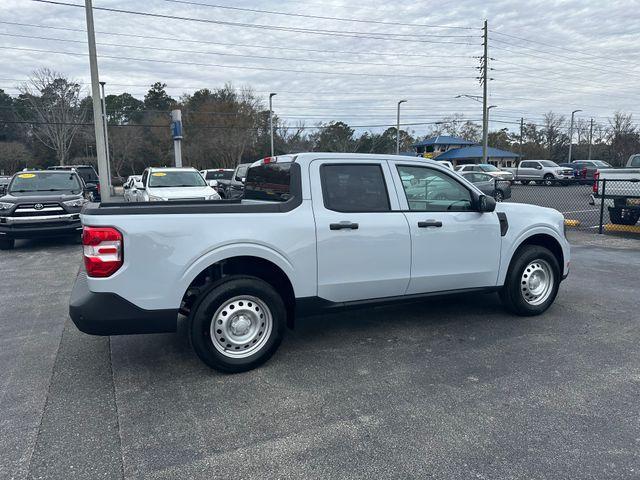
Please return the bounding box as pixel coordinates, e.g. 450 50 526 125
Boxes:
310 160 411 303
390 163 501 294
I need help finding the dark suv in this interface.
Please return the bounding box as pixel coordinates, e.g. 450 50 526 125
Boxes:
48 165 100 201
0 170 87 250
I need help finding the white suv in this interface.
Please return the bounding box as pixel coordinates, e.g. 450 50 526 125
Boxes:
133 167 221 202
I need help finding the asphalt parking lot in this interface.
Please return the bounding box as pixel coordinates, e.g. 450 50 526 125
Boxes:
2 233 640 480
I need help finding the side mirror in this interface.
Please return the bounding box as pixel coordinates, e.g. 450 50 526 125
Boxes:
479 194 496 213
208 179 219 188
536 165 542 170
133 181 143 189
241 177 246 183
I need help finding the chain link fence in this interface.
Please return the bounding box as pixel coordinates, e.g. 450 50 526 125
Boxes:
499 178 640 236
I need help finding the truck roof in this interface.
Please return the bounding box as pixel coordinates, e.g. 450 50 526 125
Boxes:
277 152 442 168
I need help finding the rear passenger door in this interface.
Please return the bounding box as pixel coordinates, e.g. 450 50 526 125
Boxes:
310 160 411 303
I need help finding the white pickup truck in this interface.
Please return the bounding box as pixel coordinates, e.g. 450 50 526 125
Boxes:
70 153 570 373
591 154 640 225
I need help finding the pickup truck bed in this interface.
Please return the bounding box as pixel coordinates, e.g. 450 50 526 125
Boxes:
70 153 570 372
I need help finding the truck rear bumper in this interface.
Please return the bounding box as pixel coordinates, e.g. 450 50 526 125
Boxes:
69 271 178 336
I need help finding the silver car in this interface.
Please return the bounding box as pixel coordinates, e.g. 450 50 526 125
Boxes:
460 171 512 202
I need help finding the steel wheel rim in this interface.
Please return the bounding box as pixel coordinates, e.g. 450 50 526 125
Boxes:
210 295 273 358
520 259 554 306
495 191 503 202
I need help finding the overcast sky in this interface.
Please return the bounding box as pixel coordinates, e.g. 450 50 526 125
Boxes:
1 0 639 136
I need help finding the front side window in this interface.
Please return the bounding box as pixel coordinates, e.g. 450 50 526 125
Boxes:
630 156 640 167
539 160 558 167
321 164 390 212
148 170 207 187
397 165 472 212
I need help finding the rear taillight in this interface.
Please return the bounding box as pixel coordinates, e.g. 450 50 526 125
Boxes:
82 226 123 277
593 171 600 193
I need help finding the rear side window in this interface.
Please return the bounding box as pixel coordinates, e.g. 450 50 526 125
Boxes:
244 163 292 202
631 156 640 167
321 164 390 212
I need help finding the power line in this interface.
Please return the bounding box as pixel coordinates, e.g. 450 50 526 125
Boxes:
0 46 478 80
0 21 476 60
0 32 476 70
161 0 479 31
31 0 480 45
489 28 640 67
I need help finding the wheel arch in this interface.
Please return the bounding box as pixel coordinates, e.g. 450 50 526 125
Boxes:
180 253 296 328
500 232 565 285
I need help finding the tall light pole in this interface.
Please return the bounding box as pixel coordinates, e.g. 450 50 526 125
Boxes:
396 99 407 155
588 117 594 160
568 109 582 162
84 0 111 201
269 93 276 157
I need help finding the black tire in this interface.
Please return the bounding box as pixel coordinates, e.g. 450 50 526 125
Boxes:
0 237 15 250
494 190 504 202
499 245 561 316
608 207 640 226
521 180 530 185
189 275 286 373
543 174 554 186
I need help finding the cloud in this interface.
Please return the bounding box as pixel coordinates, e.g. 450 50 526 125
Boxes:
1 0 638 134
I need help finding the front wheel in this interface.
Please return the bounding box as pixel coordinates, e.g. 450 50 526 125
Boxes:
0 237 15 250
494 190 504 202
189 276 286 373
543 174 554 186
499 245 560 316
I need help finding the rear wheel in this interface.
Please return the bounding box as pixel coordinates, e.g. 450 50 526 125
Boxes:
189 275 286 373
494 190 504 202
521 180 530 185
499 245 560 316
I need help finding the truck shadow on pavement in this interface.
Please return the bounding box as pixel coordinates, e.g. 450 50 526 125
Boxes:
110 291 551 378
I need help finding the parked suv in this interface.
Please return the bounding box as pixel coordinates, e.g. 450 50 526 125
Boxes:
131 167 221 202
0 170 86 249
48 165 100 201
200 168 234 198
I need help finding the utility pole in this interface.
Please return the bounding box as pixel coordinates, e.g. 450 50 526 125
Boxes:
588 117 594 160
568 109 582 162
519 117 524 160
84 0 111 202
481 19 489 165
99 81 114 195
171 109 183 167
396 99 407 155
269 93 276 157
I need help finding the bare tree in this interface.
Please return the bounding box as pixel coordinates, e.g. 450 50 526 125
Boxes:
0 141 33 174
542 112 566 159
19 68 87 165
608 111 640 166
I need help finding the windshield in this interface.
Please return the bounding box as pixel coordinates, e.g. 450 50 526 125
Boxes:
593 161 611 167
205 170 233 180
9 172 82 194
479 164 499 172
539 160 559 167
148 170 207 188
235 165 250 180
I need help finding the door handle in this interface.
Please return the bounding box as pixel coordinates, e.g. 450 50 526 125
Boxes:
330 222 359 230
418 220 443 228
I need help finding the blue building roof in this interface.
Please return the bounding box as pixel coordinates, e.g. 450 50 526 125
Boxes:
412 135 475 148
436 146 520 160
